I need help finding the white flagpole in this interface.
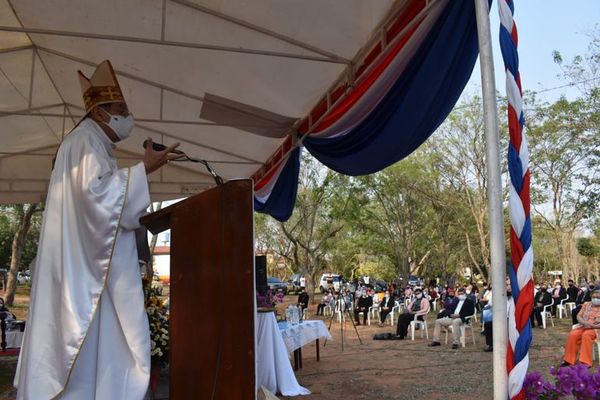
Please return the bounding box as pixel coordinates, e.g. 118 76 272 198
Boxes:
473 1 508 399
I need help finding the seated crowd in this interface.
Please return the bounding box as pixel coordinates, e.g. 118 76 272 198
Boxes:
301 276 600 362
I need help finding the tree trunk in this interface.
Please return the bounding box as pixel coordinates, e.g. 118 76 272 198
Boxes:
5 204 39 306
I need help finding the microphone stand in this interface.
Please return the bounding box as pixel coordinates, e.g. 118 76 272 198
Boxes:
173 155 224 186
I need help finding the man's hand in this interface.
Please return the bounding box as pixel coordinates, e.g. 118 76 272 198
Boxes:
143 137 185 174
450 314 459 319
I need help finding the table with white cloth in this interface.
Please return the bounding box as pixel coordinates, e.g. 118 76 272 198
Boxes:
256 312 311 396
278 319 332 371
5 330 24 348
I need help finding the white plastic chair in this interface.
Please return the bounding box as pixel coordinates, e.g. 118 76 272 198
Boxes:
557 298 569 319
334 301 346 323
367 305 379 326
410 314 428 340
389 301 401 326
444 315 476 347
323 304 333 316
541 299 554 329
564 301 576 316
302 307 308 320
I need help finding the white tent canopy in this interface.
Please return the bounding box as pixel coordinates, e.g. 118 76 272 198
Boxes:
0 0 398 203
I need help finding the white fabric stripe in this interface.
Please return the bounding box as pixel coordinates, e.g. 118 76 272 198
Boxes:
311 0 448 139
519 135 529 178
517 249 534 290
507 298 518 349
506 72 523 121
509 186 525 236
254 155 290 202
498 0 514 32
508 357 529 398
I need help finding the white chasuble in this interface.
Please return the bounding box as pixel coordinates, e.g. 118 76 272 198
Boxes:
15 119 151 400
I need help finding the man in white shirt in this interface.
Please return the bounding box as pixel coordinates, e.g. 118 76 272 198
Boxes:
429 287 476 349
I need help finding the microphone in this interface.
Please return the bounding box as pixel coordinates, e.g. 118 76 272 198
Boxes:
142 140 224 186
143 139 185 154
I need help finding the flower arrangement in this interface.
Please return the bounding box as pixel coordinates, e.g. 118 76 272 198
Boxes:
143 277 169 366
523 364 600 399
256 289 285 310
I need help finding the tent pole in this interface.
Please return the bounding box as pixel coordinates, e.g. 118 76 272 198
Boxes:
473 1 508 399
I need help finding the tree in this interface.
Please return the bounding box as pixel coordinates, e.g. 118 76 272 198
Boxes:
426 95 509 280
275 153 352 302
4 204 42 305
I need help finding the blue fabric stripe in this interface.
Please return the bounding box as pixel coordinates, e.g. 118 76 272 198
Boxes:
304 0 484 175
509 265 521 300
499 25 519 75
254 147 301 222
514 323 532 364
507 144 523 193
520 217 531 251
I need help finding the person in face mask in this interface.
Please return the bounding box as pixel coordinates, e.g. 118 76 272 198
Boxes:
395 288 430 339
530 283 553 328
378 290 396 327
354 290 373 325
551 280 567 317
561 288 600 367
571 284 593 325
14 60 184 400
429 287 476 349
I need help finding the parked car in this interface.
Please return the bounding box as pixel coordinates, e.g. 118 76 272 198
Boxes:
286 273 302 294
319 273 343 293
17 271 31 285
267 277 288 294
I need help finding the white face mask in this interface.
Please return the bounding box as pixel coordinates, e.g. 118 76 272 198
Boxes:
416 293 423 299
101 107 134 140
592 298 600 306
465 290 472 294
458 295 467 301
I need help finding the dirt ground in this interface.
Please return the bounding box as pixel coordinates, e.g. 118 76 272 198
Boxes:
0 293 582 399
278 297 576 400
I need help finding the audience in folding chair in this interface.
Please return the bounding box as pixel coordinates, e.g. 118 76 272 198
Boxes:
531 284 552 328
378 290 395 327
395 287 429 340
428 287 475 350
571 283 593 325
561 288 600 368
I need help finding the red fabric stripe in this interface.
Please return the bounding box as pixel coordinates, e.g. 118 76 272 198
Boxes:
356 44 382 79
308 3 428 133
507 345 515 373
311 19 423 132
508 105 521 150
512 26 519 48
519 171 530 216
510 228 524 268
254 167 276 191
386 0 427 43
515 72 523 95
512 390 526 400
515 281 534 331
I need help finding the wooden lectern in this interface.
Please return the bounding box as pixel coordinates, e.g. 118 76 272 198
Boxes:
141 180 255 400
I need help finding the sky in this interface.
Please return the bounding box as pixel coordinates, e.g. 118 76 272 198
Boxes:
463 0 600 103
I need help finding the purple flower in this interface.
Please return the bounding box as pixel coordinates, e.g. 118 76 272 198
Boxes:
526 365 600 400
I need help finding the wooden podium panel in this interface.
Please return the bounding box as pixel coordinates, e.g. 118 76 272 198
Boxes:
142 180 255 400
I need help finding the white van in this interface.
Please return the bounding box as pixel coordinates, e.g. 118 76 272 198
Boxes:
319 274 342 293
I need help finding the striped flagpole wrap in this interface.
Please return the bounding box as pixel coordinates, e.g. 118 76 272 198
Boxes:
498 1 534 399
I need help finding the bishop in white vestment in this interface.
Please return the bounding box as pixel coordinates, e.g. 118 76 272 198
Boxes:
14 60 182 400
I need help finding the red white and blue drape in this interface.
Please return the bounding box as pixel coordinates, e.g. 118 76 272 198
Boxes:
253 0 486 221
